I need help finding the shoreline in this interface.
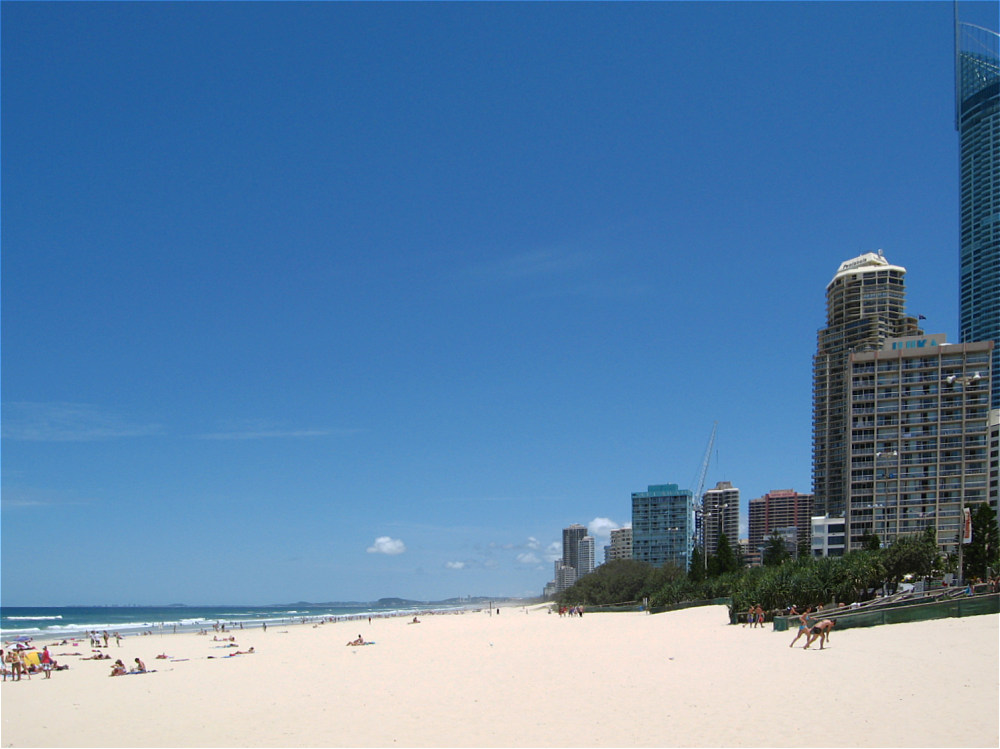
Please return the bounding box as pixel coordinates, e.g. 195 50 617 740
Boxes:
2 605 996 747
1 602 507 642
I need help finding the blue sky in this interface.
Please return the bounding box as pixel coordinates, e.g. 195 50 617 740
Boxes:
2 1 996 606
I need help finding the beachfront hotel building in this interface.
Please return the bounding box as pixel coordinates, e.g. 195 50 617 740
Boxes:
955 21 999 410
847 334 993 553
631 484 694 570
701 481 740 557
812 251 924 527
606 526 633 563
748 489 814 560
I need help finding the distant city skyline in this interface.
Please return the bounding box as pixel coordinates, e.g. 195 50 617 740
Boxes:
2 1 997 605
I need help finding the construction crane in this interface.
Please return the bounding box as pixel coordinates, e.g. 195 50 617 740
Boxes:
693 421 718 509
691 422 718 551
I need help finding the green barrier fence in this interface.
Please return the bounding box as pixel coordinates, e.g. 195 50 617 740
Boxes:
774 592 999 632
647 597 731 615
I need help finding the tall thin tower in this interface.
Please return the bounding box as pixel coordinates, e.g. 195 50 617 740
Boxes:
562 524 587 577
812 251 923 520
955 17 999 409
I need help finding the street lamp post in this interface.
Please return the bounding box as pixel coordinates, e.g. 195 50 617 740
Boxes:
944 371 982 586
875 450 898 544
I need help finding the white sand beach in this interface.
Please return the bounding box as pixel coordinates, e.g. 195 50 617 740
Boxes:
1 605 997 748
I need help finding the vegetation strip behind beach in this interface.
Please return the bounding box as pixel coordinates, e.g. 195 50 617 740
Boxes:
558 507 1000 618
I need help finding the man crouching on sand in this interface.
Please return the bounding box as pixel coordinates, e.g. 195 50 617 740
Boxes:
803 619 835 650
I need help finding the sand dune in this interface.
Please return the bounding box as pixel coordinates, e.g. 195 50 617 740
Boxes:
1 605 996 747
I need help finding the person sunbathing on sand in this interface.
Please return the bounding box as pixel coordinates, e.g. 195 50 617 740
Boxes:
110 660 127 676
134 658 147 673
347 635 366 646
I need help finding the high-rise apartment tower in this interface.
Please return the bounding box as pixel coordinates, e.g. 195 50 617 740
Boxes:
606 527 633 562
578 536 595 577
812 251 923 520
955 21 999 409
847 334 992 553
701 481 740 557
748 489 814 558
562 524 587 578
631 484 694 570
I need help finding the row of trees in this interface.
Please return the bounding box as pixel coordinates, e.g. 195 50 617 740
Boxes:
556 504 999 619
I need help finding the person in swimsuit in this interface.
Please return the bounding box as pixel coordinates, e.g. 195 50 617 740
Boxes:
789 607 813 647
804 619 835 649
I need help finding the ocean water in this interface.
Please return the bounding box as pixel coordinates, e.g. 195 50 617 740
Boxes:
1 603 468 641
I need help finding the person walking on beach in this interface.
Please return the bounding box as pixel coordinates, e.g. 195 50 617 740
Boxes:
754 605 765 628
803 619 835 649
744 605 755 628
789 607 813 647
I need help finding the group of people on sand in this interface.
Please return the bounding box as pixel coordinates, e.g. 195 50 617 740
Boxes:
743 604 766 627
109 657 148 676
787 607 836 650
2 645 64 680
87 631 123 648
739 604 836 649
557 606 584 617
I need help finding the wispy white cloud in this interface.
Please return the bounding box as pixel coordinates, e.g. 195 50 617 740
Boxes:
588 517 622 541
516 552 541 566
467 247 596 283
1 402 163 442
445 561 467 570
196 419 361 440
544 541 562 563
0 487 93 510
197 428 345 440
460 243 649 300
366 536 406 555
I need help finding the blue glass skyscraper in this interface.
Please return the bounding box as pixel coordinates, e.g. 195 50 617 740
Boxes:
631 484 694 570
956 21 999 408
